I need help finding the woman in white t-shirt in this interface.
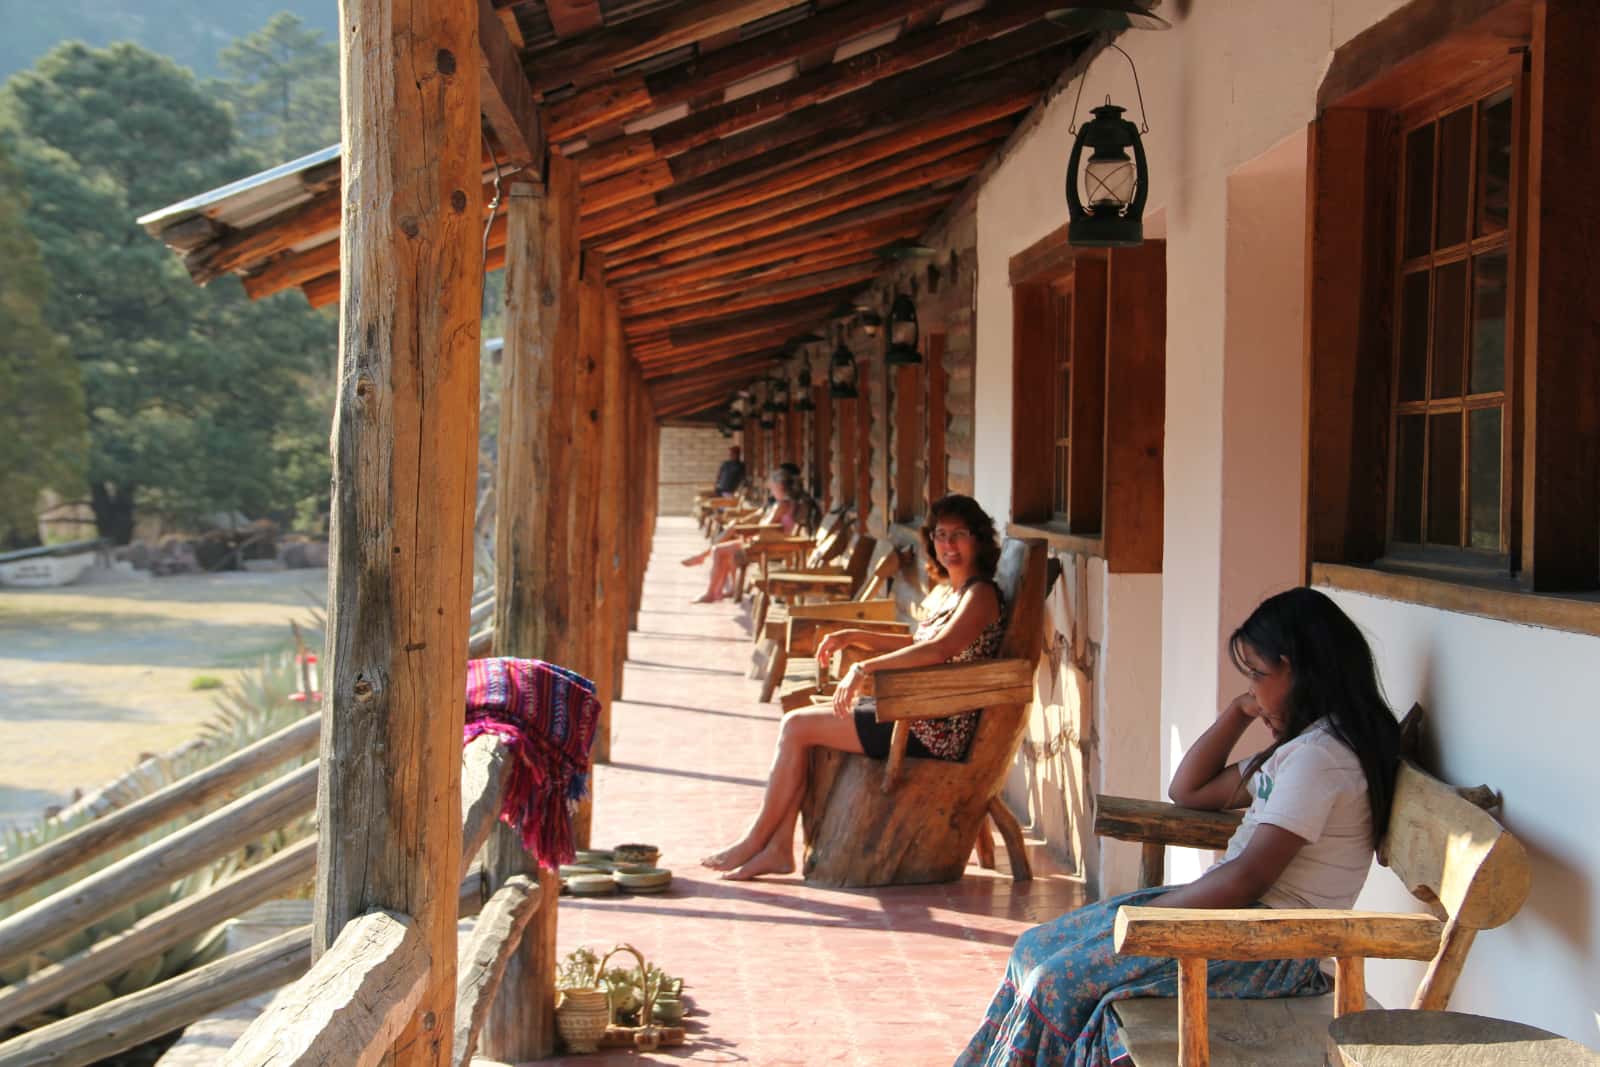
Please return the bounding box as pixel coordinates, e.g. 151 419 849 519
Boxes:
957 588 1402 1067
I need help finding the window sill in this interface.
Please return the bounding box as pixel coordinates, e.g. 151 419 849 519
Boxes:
1313 562 1600 639
1007 522 1105 559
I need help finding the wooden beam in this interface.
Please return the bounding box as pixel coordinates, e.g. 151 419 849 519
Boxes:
544 0 955 141
545 0 602 39
523 0 799 94
572 3 1067 177
0 761 318 972
479 0 544 167
0 838 315 1032
186 194 341 285
619 246 888 315
481 157 583 1064
626 264 880 333
607 150 987 284
591 292 630 765
452 875 544 1067
230 911 429 1067
318 2 481 1064
0 712 318 903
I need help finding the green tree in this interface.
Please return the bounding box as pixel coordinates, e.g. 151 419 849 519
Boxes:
0 142 86 547
1 41 335 543
211 13 338 162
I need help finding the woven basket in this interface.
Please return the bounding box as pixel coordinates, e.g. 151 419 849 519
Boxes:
556 988 611 1053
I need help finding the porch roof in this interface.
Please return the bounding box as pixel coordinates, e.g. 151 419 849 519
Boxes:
140 0 1108 418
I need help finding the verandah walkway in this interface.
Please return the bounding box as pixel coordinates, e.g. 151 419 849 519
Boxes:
534 517 1085 1066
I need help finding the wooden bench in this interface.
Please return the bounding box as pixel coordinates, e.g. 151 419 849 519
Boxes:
797 538 1050 887
1098 758 1531 1066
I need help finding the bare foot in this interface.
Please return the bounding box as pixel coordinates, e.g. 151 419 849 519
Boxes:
681 553 706 567
701 839 762 871
692 593 724 604
722 843 795 881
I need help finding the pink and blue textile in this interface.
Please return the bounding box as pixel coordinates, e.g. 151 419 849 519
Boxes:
463 657 600 870
955 887 1329 1066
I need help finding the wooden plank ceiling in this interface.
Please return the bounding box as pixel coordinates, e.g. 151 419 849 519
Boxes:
162 0 1093 417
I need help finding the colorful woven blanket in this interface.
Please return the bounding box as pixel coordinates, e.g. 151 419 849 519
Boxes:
464 657 600 869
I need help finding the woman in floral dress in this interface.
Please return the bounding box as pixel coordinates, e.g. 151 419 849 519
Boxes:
701 494 1006 881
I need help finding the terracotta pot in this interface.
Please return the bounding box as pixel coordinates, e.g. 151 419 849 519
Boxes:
556 988 611 1053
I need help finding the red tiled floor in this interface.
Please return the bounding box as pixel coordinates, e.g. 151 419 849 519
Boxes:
527 519 1085 1067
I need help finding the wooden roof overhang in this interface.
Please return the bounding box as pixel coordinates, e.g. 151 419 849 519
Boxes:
140 0 1102 418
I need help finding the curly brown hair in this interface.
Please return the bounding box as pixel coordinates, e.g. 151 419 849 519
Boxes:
920 494 1001 583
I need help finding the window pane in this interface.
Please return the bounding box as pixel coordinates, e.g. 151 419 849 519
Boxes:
1468 407 1503 551
1470 251 1507 394
1427 412 1464 546
1393 414 1426 543
1477 91 1513 236
1398 270 1431 402
1404 125 1435 260
1054 444 1069 516
1431 259 1468 399
1436 105 1473 249
1057 366 1071 439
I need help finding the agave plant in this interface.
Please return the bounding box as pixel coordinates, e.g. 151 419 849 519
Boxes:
0 618 324 1035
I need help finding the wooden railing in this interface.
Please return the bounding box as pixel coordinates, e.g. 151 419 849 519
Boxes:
0 727 540 1067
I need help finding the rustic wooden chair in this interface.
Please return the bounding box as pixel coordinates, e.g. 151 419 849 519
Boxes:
1097 759 1531 1066
747 531 879 638
797 537 1049 888
734 507 853 605
753 545 904 702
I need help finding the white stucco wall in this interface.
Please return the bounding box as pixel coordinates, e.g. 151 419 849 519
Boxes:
973 0 1598 1049
1327 590 1600 1047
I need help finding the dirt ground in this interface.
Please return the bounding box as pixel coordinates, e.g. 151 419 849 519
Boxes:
0 568 328 830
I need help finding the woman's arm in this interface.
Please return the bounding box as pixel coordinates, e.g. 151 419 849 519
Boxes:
815 628 916 667
829 583 1000 718
1166 695 1259 810
1145 824 1307 908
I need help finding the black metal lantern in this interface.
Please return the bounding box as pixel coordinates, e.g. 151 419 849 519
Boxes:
829 340 859 399
884 293 921 365
794 362 815 411
757 405 776 429
1066 99 1148 247
766 372 789 412
716 419 735 439
730 389 752 421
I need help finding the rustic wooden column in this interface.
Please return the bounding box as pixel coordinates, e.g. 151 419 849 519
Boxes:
482 155 582 1064
319 0 481 1062
590 293 629 765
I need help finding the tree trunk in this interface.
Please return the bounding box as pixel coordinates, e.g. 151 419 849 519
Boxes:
90 482 136 544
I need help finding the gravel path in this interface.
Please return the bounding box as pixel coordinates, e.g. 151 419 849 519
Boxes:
0 568 328 830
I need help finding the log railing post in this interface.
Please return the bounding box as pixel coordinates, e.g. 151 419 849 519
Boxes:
318 0 481 1060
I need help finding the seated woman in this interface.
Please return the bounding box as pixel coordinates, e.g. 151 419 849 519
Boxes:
956 587 1402 1067
686 466 806 604
700 493 1005 880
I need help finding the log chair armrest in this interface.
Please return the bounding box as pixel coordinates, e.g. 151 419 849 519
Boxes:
787 616 910 657
871 658 1034 722
1094 795 1243 852
1113 906 1444 962
786 599 901 624
762 572 854 597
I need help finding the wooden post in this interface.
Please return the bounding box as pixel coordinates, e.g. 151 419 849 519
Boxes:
318 0 481 1061
482 153 582 1065
591 294 629 764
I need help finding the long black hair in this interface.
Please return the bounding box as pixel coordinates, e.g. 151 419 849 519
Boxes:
1228 588 1402 845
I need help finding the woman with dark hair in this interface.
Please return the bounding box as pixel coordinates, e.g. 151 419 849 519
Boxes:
686 467 805 603
957 587 1402 1067
701 494 1005 880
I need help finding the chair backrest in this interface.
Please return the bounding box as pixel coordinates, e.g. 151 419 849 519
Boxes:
809 509 854 568
854 545 901 602
840 535 878 592
1381 760 1531 1008
958 538 1049 768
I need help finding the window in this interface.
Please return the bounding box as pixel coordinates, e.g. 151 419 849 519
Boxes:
1307 0 1600 607
892 362 924 524
1009 233 1165 572
1388 85 1516 562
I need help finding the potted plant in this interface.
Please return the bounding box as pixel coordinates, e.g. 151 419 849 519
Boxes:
554 947 610 1053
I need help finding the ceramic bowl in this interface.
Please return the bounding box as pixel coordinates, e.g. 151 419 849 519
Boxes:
613 843 660 865
613 867 672 891
565 873 619 896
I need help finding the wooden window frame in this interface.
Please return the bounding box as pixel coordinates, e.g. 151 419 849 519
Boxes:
837 393 857 509
892 361 924 525
1306 0 1600 626
1009 231 1165 572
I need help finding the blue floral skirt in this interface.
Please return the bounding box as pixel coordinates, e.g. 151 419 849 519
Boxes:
955 887 1331 1067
